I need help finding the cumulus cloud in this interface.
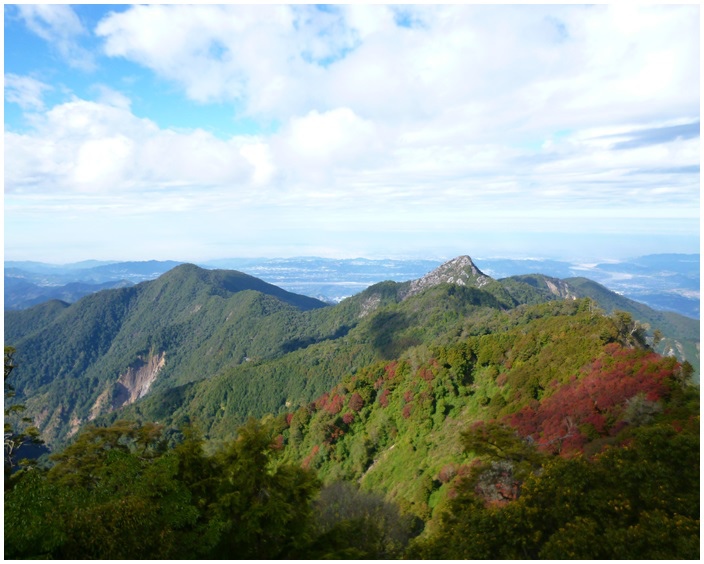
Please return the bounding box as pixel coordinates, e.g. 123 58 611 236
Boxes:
91 84 132 110
281 108 377 160
94 4 698 131
5 99 260 195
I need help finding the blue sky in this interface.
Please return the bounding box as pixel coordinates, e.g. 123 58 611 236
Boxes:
4 4 700 263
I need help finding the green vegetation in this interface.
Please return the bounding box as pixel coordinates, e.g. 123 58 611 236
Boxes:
6 262 698 449
4 346 43 481
410 419 699 559
4 259 700 559
5 414 423 559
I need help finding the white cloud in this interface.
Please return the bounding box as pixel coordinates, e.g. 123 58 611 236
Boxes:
91 85 132 110
5 99 259 195
96 5 300 107
5 4 699 260
4 74 52 111
73 135 134 190
16 4 95 70
94 4 698 134
282 107 376 160
239 142 275 185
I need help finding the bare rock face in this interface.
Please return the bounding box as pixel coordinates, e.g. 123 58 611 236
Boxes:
544 277 577 300
88 351 166 422
358 293 382 318
112 351 166 410
400 255 493 300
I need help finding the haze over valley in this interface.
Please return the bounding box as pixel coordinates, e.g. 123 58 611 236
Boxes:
6 252 700 319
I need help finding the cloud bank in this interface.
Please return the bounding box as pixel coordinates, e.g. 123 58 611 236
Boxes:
4 4 699 261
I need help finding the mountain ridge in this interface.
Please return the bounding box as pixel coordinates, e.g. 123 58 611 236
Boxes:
5 254 699 317
4 256 699 448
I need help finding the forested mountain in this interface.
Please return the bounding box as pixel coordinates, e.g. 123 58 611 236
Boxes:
5 257 698 453
4 256 698 559
5 264 328 446
500 273 699 368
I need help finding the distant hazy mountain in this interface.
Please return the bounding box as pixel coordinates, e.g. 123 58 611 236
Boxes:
568 254 700 319
5 260 184 310
5 260 183 285
4 277 134 310
202 257 443 303
4 254 699 318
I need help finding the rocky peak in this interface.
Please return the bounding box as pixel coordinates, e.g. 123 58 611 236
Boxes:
400 255 493 300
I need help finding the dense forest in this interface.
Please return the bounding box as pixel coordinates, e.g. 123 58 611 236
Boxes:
4 259 700 559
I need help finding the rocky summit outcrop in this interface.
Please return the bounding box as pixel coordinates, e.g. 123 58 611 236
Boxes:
400 255 493 300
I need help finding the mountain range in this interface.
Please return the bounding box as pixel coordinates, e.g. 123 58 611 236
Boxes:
5 253 700 318
5 256 698 450
4 254 700 559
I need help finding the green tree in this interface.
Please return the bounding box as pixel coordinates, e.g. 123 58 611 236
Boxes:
207 417 321 558
4 346 43 484
306 481 420 558
5 421 201 559
410 419 699 559
5 418 324 559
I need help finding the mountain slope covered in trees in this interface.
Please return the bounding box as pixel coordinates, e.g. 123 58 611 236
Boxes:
5 257 699 453
5 265 329 445
5 283 699 559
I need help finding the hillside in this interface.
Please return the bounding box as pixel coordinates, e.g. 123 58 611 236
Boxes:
99 257 698 447
5 275 698 559
5 257 699 450
5 265 329 446
270 300 697 528
499 274 699 371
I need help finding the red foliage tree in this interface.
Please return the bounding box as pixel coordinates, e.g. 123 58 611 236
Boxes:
437 464 456 484
379 388 391 408
348 392 364 412
342 412 355 425
324 424 345 445
507 345 676 455
325 394 345 415
314 393 329 411
302 444 320 468
418 367 434 382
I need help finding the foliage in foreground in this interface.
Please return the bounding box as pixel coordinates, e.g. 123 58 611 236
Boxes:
4 346 43 482
4 417 417 559
410 417 700 559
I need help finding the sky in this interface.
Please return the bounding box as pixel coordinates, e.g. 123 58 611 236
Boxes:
4 3 700 263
